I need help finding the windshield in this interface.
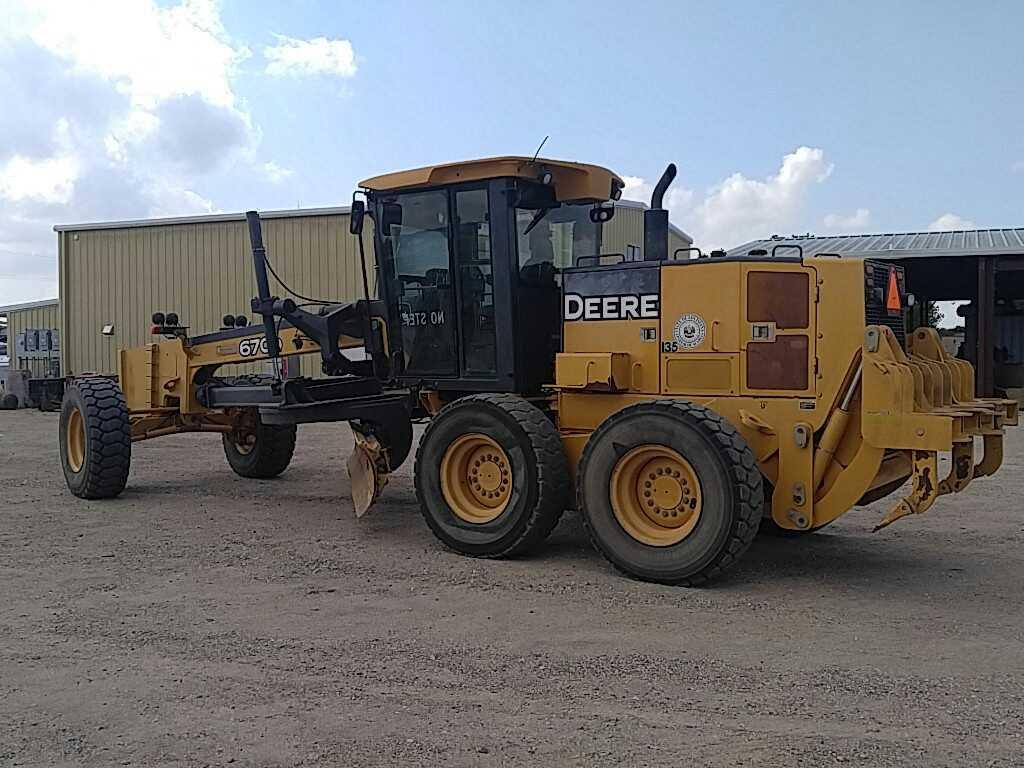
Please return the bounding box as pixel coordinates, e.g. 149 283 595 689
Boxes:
516 203 599 274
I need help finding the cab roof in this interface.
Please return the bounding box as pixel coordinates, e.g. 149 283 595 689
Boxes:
359 156 623 203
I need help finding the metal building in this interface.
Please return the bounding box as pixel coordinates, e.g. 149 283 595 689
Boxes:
55 207 362 376
1 298 61 378
605 200 692 261
729 229 1024 397
54 203 690 376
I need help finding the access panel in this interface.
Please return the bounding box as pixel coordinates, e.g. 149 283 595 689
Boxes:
741 266 817 396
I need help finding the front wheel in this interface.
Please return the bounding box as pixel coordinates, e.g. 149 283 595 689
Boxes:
578 400 761 586
222 413 297 479
59 377 132 499
414 393 569 558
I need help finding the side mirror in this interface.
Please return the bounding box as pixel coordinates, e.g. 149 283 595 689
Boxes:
379 201 402 237
590 204 615 224
349 200 365 235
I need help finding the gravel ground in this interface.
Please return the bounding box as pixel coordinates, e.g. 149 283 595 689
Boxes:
1 408 1023 767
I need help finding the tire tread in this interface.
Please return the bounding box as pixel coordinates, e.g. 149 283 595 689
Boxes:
578 399 762 586
62 377 131 499
222 419 296 479
415 393 569 557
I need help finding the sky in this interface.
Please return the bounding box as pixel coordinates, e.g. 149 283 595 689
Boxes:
1 0 1022 310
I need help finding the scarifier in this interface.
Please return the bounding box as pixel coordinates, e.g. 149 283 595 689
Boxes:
57 156 1018 585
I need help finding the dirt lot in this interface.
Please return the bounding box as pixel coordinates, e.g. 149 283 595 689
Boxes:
1 409 1023 767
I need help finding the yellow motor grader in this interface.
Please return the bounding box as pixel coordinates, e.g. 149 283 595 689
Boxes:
58 156 1018 585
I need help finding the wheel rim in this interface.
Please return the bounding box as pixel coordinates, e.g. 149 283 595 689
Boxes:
440 433 512 524
233 433 257 455
66 407 86 473
610 445 703 547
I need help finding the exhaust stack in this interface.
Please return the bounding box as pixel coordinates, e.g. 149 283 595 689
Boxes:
644 163 677 262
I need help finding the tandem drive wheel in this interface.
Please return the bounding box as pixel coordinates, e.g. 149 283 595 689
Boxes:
59 377 132 499
414 393 569 558
578 400 762 586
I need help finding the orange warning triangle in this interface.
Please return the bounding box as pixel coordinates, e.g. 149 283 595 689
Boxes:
886 269 902 312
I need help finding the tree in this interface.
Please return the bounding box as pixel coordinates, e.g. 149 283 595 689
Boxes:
923 301 943 329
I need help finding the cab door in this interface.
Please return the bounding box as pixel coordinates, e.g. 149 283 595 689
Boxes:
380 189 458 377
376 183 513 388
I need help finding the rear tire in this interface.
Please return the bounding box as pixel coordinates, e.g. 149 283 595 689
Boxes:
578 400 761 586
222 413 296 479
59 377 131 499
414 393 569 557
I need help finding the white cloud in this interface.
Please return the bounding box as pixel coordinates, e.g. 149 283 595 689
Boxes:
620 175 652 203
0 152 79 205
262 161 294 184
0 119 80 204
264 35 357 78
928 213 977 231
623 146 833 249
0 0 261 304
621 174 694 216
690 147 832 248
823 207 870 231
104 110 161 164
18 0 249 109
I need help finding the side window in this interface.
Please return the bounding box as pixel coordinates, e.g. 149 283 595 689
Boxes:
454 189 496 375
514 205 601 392
386 190 456 375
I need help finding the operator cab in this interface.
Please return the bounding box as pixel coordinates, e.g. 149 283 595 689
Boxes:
357 157 624 394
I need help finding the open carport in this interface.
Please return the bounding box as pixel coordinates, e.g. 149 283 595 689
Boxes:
730 228 1024 398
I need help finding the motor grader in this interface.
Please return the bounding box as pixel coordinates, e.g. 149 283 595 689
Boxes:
58 156 1018 585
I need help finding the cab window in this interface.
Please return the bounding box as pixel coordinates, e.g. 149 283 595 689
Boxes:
384 190 456 376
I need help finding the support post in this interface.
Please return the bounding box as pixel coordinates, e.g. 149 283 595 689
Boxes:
976 256 996 396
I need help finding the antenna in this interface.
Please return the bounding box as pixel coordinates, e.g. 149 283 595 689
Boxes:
530 135 549 164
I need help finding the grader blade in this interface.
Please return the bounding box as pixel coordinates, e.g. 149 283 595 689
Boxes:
347 432 389 518
874 450 939 531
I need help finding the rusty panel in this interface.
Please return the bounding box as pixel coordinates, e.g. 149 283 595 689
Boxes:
747 271 809 329
746 336 809 390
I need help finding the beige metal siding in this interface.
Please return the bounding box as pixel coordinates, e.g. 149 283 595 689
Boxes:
58 214 371 375
669 229 691 258
602 205 692 260
602 205 645 257
6 303 61 377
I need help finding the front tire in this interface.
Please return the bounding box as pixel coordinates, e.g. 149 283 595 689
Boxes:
578 400 761 586
414 393 569 558
59 377 131 499
222 413 297 479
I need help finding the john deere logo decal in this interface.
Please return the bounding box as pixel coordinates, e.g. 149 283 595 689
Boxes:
674 314 706 348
